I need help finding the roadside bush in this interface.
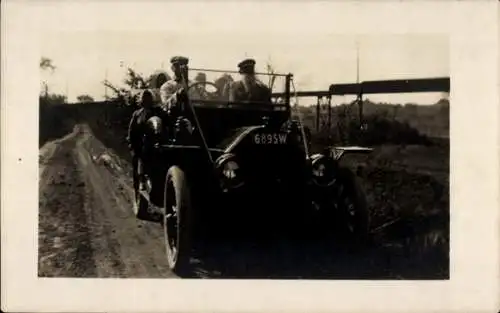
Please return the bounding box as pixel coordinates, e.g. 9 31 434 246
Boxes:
79 100 136 163
351 115 432 146
39 95 77 147
309 114 432 148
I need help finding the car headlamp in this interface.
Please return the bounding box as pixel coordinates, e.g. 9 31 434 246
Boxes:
147 116 163 135
222 160 239 179
145 116 166 147
215 154 244 190
310 154 336 187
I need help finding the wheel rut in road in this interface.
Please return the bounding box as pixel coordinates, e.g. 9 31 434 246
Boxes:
38 124 175 278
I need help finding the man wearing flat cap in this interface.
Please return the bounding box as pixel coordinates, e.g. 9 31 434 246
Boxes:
160 56 190 107
229 58 272 104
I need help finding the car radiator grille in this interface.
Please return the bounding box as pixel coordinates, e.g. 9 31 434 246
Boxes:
240 145 307 187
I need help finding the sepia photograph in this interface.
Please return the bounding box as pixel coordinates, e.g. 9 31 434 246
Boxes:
38 31 450 280
2 1 499 312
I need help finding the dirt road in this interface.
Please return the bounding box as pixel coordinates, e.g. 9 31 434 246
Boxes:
38 124 175 278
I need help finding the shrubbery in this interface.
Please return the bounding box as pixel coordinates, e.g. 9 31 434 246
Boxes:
39 94 76 147
309 115 433 152
347 115 432 146
78 100 136 162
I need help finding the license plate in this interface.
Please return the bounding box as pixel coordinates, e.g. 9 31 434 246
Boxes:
253 133 288 145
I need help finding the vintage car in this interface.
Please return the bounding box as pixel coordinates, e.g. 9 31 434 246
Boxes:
132 68 370 274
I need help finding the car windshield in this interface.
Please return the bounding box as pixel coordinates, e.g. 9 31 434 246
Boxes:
186 68 288 106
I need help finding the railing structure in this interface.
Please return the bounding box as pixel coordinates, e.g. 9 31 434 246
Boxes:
271 77 450 134
92 75 450 145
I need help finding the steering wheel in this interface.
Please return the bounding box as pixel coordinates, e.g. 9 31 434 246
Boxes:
188 81 221 100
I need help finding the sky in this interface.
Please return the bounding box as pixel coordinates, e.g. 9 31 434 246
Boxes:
40 31 449 105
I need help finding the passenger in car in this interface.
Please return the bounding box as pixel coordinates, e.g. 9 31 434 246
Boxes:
160 56 191 108
191 72 210 100
229 58 272 104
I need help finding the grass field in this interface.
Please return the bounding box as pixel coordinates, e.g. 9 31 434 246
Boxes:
342 143 449 278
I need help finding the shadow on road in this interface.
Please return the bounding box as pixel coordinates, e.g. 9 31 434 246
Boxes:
171 232 449 280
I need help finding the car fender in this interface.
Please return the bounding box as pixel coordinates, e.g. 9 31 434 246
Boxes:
329 146 374 161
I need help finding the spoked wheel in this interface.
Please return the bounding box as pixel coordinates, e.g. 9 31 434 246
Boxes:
163 166 193 275
332 167 370 245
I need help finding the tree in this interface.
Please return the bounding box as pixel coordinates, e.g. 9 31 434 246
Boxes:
39 93 67 107
40 57 56 72
40 57 56 96
123 67 147 89
39 57 68 105
266 62 277 90
101 66 150 105
76 94 95 103
102 78 135 105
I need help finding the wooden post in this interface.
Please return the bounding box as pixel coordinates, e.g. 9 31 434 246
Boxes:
357 92 364 128
316 96 321 133
285 74 292 108
327 96 332 137
327 95 332 142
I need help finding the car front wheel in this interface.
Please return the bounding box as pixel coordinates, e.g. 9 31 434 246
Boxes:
163 166 193 275
312 166 370 246
332 167 370 245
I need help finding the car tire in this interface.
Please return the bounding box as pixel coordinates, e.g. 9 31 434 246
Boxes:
333 166 370 246
163 166 193 276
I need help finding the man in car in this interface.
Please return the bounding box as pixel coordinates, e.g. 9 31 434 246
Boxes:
229 58 272 104
127 89 166 190
191 72 210 100
159 56 190 109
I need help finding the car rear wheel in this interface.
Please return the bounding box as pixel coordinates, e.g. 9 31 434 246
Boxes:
163 166 193 275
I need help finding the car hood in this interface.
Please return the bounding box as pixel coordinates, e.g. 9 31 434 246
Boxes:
213 126 264 152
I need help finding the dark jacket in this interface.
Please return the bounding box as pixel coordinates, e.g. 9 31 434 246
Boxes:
229 79 272 103
127 106 166 153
